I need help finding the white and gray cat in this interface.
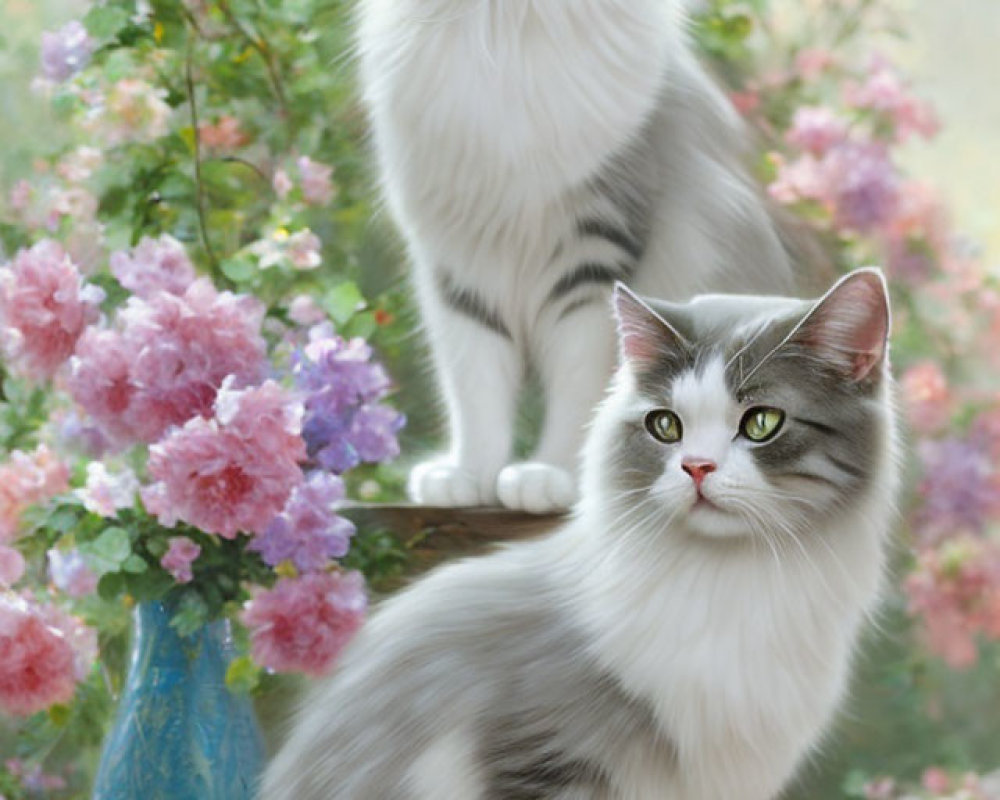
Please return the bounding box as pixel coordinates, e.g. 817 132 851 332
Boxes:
262 269 898 800
358 0 805 512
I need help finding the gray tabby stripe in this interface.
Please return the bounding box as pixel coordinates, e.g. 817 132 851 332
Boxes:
793 416 838 437
546 262 627 305
577 217 643 261
557 293 606 321
437 271 512 340
826 453 866 480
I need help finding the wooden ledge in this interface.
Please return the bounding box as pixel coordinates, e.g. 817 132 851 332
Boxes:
341 504 567 579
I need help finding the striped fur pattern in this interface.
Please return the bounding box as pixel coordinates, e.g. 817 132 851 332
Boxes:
261 272 899 800
357 0 799 512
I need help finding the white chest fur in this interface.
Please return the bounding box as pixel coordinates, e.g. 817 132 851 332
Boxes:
568 505 887 800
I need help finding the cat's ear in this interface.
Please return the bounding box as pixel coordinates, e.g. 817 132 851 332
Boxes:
612 283 689 368
789 268 890 382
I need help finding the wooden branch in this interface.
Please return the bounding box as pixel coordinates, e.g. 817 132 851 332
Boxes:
341 504 566 578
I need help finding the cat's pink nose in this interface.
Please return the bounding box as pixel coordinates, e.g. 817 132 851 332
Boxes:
682 458 717 489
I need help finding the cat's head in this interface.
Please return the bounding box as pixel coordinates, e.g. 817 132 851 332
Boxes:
581 269 896 544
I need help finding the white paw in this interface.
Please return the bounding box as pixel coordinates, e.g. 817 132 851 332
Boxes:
408 459 497 507
496 462 576 514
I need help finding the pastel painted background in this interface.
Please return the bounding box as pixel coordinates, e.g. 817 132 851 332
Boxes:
0 2 998 799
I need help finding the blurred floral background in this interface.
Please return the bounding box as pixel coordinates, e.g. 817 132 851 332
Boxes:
0 1 998 799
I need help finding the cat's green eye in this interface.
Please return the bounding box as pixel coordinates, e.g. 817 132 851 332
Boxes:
645 409 683 443
740 407 785 443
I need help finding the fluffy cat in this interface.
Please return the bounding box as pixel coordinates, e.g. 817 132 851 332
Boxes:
260 269 898 800
357 0 807 512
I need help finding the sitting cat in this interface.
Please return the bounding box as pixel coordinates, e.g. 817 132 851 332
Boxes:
357 0 809 512
261 269 898 800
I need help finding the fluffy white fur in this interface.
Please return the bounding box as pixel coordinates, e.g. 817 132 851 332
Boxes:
566 361 899 798
357 0 796 512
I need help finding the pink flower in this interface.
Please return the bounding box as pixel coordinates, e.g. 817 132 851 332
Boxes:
69 279 267 445
286 230 322 270
794 48 836 81
198 115 250 150
56 146 102 183
47 548 99 597
863 777 896 800
844 63 939 142
922 768 952 793
242 571 366 675
0 594 79 716
0 546 25 586
40 604 97 681
972 406 1000 461
93 79 172 146
249 228 322 271
161 537 202 584
144 379 305 537
0 445 70 543
767 152 830 206
899 361 952 435
297 157 335 206
75 462 139 517
273 169 293 198
0 240 103 381
785 106 849 156
287 295 326 326
109 235 198 298
728 89 760 116
905 537 1000 668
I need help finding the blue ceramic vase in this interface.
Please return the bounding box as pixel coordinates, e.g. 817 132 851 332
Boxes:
92 601 265 799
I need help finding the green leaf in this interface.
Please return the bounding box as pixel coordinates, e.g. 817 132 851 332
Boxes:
92 527 132 564
344 310 376 340
97 571 125 602
170 591 210 637
122 554 149 574
83 5 131 40
47 704 72 727
221 255 257 283
225 655 261 694
322 281 365 326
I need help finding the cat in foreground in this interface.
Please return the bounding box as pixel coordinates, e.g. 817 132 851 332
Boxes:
358 0 808 512
261 269 898 800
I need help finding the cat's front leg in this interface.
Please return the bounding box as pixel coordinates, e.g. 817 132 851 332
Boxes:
409 268 520 507
497 293 618 514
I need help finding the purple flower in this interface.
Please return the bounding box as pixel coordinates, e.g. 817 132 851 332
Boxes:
826 141 898 232
914 438 999 545
251 472 356 572
40 21 93 82
294 325 404 473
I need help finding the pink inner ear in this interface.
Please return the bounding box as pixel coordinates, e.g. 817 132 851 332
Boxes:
798 271 889 382
613 286 681 366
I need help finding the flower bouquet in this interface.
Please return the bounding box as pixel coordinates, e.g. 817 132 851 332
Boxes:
0 235 404 796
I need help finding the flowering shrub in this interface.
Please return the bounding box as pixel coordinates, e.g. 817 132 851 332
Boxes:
0 0 411 794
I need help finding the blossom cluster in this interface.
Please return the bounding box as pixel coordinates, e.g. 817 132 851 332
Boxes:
737 37 1000 671
0 229 402 713
0 593 96 717
296 325 406 473
864 767 1000 799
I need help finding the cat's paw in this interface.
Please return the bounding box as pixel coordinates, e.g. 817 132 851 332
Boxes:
408 459 498 507
496 462 576 514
